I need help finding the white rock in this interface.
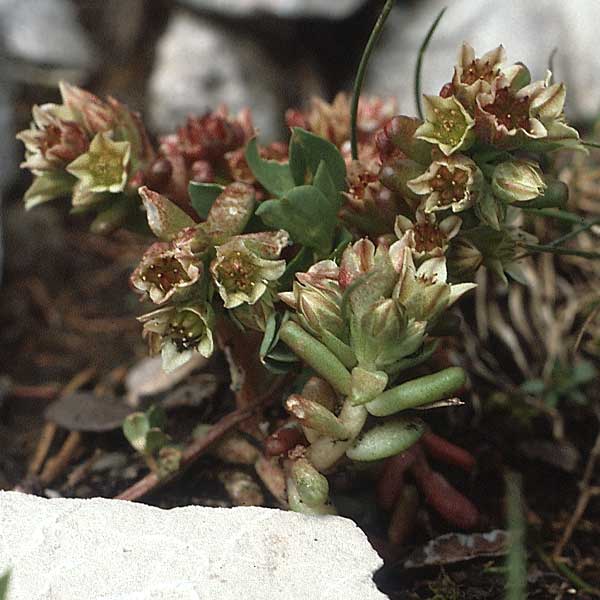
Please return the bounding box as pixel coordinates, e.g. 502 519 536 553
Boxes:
0 0 96 69
148 12 284 140
0 491 386 600
179 0 367 19
366 0 600 120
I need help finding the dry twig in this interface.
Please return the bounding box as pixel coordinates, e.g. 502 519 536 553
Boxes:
115 374 291 502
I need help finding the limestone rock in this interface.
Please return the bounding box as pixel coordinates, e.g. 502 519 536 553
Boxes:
0 491 386 600
0 0 96 70
148 12 284 141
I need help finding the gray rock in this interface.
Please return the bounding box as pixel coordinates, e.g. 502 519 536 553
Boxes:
0 491 386 600
178 0 367 19
0 0 96 70
366 0 600 121
148 12 284 141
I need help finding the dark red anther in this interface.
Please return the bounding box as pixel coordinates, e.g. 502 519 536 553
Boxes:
439 82 454 98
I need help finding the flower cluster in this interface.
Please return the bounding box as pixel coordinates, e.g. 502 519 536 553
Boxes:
18 40 583 521
377 42 581 281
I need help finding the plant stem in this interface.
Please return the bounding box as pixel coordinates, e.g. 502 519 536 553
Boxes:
582 140 600 149
522 243 600 260
350 0 396 160
414 7 447 120
115 374 291 501
521 207 589 225
547 217 600 247
279 321 352 395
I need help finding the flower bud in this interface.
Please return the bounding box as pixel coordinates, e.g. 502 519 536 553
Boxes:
447 237 484 277
285 394 349 440
392 244 476 322
291 458 329 507
491 160 546 203
59 81 115 135
17 103 89 172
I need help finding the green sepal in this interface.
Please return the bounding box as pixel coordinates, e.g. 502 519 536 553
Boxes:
475 187 505 231
518 179 568 210
259 312 299 373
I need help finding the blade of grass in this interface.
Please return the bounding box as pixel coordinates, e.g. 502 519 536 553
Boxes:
414 7 447 120
350 0 396 160
0 570 10 600
505 471 527 600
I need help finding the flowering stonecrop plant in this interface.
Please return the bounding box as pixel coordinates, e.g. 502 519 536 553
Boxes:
18 32 586 523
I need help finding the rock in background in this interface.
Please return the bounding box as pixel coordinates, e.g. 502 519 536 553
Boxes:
148 11 287 140
179 0 368 19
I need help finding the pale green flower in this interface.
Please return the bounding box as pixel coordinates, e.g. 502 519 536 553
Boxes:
415 95 475 156
130 241 202 305
391 243 476 322
138 304 214 372
394 209 462 259
407 155 482 214
211 231 288 309
67 132 130 193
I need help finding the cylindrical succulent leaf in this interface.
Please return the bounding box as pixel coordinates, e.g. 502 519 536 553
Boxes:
366 367 466 417
346 418 425 461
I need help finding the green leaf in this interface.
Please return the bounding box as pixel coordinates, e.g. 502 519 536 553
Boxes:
146 404 167 429
245 137 295 197
256 185 337 254
123 412 150 453
188 182 224 219
289 136 307 186
313 161 343 212
145 428 170 454
290 128 347 191
279 246 314 290
346 418 425 461
329 226 353 261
